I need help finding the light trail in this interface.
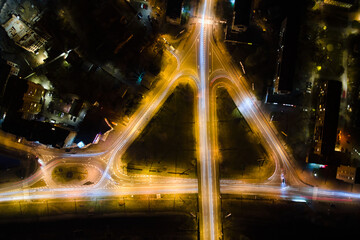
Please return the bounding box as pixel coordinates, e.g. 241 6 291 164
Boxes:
197 0 220 239
208 41 304 187
1 1 360 239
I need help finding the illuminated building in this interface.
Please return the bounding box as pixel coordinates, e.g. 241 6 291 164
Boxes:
336 165 359 184
2 15 47 53
20 81 45 120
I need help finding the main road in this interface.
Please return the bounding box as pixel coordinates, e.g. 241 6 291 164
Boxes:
196 0 222 239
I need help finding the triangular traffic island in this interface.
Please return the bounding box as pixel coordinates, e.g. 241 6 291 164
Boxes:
215 87 274 181
121 83 197 178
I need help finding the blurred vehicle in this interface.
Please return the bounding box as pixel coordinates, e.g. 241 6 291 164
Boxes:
281 169 286 184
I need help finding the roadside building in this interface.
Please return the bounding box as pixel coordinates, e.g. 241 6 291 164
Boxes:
166 0 183 25
336 165 359 184
2 116 74 148
1 76 28 116
2 15 47 53
6 61 20 76
273 14 301 94
20 81 45 120
312 80 342 160
0 77 85 148
43 93 88 128
232 0 252 32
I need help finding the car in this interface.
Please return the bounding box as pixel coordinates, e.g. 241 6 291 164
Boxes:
140 3 148 9
281 170 285 184
137 12 143 19
306 82 312 93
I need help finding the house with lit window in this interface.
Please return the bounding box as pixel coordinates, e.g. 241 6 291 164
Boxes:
20 81 45 120
311 80 342 162
336 165 360 184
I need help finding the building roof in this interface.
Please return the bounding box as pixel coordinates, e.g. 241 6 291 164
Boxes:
0 59 11 94
2 76 28 115
74 108 111 145
166 0 183 20
265 88 301 107
272 1 308 94
321 80 342 156
2 15 46 53
234 0 252 26
274 11 301 93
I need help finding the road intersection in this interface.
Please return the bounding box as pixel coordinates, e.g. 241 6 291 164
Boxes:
1 1 360 240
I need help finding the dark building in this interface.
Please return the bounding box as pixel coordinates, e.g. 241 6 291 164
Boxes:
273 14 301 94
0 76 74 148
166 0 183 25
0 59 19 99
2 117 72 148
69 99 84 117
264 88 301 107
232 0 252 32
2 76 28 116
0 60 11 97
312 80 342 161
74 108 112 147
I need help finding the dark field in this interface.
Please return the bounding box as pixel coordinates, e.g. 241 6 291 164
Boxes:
0 146 38 184
0 213 197 240
0 194 198 239
222 195 360 240
216 88 274 180
122 83 197 178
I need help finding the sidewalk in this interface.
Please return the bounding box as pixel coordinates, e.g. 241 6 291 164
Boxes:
296 165 360 194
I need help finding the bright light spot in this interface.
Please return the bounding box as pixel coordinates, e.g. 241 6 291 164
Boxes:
38 158 45 167
308 163 327 169
317 66 322 71
77 141 85 148
198 18 213 24
237 97 253 117
355 13 360 21
292 198 306 203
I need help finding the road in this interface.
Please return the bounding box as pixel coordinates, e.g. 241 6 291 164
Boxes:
0 1 360 240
